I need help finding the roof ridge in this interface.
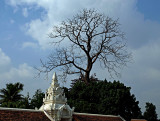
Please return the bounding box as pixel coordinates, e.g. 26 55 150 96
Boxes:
73 112 120 117
0 107 42 112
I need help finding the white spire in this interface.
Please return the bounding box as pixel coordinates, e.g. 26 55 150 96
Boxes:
51 72 59 88
52 72 58 82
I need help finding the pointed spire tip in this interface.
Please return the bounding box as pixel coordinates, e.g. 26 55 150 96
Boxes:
52 72 57 81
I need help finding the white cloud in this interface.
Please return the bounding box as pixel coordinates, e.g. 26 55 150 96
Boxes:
7 0 160 50
0 48 11 66
125 41 160 82
5 0 138 49
24 19 52 49
22 8 28 17
0 48 50 96
22 42 38 48
10 19 15 24
0 63 50 96
1 63 33 80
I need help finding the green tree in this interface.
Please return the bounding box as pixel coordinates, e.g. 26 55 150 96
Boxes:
20 92 31 109
144 102 158 121
0 82 24 108
64 79 142 121
30 89 45 109
38 9 131 83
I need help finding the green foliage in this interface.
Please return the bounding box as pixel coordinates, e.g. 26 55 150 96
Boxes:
21 93 31 109
144 102 158 121
30 89 45 109
0 83 44 109
64 80 142 121
0 82 24 108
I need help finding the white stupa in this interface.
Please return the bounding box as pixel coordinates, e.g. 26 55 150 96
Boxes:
39 72 74 121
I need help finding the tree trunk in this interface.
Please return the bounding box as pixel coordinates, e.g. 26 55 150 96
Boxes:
84 71 90 84
84 56 93 83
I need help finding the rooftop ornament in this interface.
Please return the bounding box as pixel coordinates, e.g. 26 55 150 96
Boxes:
39 72 74 121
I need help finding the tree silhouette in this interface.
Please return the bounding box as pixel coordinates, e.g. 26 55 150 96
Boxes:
144 102 158 121
64 79 142 121
38 9 131 83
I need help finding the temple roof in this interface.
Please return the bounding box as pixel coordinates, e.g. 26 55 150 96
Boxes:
72 112 125 121
0 107 50 121
0 107 127 121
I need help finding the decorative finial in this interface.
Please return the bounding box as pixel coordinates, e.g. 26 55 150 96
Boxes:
52 72 58 82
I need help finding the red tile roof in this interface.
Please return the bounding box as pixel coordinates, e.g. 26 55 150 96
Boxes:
73 112 125 121
0 107 126 121
0 107 50 121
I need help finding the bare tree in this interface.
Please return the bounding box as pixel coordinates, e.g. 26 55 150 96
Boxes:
38 9 131 83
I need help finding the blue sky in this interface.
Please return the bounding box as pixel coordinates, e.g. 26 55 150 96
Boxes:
0 0 160 118
137 0 160 21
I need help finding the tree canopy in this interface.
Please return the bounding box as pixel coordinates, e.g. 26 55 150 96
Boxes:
38 9 131 83
30 89 45 109
0 82 24 108
0 83 44 109
64 79 142 121
144 102 158 121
